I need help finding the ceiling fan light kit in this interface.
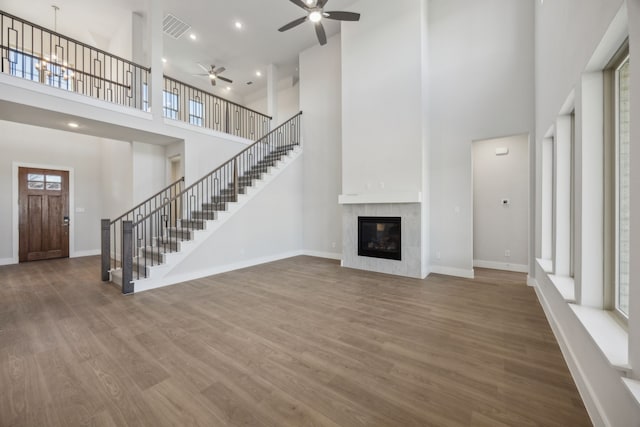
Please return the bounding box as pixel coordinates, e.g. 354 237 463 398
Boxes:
195 63 233 87
278 0 361 46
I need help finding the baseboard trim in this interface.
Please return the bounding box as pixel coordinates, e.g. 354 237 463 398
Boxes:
0 257 17 266
473 259 528 273
534 282 608 427
429 265 475 279
71 249 101 258
134 250 304 293
527 275 538 287
301 250 342 260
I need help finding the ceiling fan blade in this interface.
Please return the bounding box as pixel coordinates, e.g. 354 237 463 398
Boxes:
324 11 360 21
289 0 310 10
193 73 210 76
314 21 327 45
217 76 233 84
214 66 226 75
197 63 209 72
317 0 328 7
278 16 308 32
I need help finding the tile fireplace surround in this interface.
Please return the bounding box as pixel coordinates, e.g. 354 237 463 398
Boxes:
342 202 422 278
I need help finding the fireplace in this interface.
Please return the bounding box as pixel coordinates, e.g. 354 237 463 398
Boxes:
358 216 401 261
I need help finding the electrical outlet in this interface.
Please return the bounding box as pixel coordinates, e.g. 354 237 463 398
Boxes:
505 250 511 257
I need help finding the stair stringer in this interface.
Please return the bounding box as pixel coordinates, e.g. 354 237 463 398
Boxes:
132 146 303 293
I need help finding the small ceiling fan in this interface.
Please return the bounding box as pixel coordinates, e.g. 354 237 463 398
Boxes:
278 0 361 46
195 64 233 86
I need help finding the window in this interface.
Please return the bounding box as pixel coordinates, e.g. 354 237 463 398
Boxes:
142 84 150 112
614 51 630 317
189 98 203 126
163 90 179 119
8 50 40 82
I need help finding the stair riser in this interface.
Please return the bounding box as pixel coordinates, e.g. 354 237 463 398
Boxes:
180 220 206 230
190 212 217 221
167 229 193 239
201 202 227 211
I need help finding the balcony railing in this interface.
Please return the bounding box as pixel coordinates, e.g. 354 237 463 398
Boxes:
163 75 272 140
0 10 149 110
1 10 272 139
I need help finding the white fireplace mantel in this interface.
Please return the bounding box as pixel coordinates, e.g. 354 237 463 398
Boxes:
338 192 422 205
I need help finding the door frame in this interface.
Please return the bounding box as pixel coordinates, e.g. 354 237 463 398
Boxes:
12 162 75 264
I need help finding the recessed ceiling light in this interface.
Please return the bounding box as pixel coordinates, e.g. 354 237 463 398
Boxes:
235 21 243 29
256 71 262 77
226 86 231 91
68 122 79 128
189 33 197 40
162 57 167 63
309 11 322 23
305 0 315 5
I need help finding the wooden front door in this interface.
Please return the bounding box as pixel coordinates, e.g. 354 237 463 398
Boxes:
19 167 70 262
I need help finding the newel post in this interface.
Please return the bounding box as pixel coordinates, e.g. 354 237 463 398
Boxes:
101 219 111 282
122 220 134 295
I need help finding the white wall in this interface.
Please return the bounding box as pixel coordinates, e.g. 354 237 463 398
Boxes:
341 0 423 196
100 138 133 220
245 79 300 126
299 34 343 257
0 120 110 261
132 141 166 203
165 156 304 278
534 0 640 424
473 135 529 270
428 0 535 276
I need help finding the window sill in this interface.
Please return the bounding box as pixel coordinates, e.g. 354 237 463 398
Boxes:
622 378 640 409
569 304 630 373
549 274 575 302
537 258 553 273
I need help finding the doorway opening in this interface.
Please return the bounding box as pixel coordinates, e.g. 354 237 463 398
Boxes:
472 134 529 273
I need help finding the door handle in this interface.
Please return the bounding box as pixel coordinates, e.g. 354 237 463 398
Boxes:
63 216 70 226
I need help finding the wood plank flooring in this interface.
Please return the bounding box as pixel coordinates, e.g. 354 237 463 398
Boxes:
0 256 591 426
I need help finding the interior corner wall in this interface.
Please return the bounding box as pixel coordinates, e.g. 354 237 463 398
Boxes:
299 34 343 257
341 0 423 196
428 0 535 275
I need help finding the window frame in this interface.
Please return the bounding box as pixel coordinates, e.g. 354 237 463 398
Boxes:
604 40 630 321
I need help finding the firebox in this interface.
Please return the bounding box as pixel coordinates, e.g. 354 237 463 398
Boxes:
358 216 401 261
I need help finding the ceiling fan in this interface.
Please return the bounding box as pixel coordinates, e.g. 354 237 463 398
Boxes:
195 64 233 86
278 0 361 46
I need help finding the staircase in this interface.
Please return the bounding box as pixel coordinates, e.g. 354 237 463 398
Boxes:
102 112 303 293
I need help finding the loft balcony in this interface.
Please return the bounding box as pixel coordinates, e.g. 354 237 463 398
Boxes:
0 10 271 141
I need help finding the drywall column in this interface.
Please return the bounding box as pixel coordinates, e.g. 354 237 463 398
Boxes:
578 72 604 307
541 137 553 260
554 115 572 277
627 0 640 381
132 12 146 110
146 0 164 124
267 64 278 125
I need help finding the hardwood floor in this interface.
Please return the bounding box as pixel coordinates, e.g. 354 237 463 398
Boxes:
0 256 591 426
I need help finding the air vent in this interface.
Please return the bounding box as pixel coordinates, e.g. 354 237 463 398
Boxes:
246 81 253 85
163 14 191 39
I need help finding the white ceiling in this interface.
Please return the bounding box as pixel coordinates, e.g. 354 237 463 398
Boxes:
1 0 361 102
